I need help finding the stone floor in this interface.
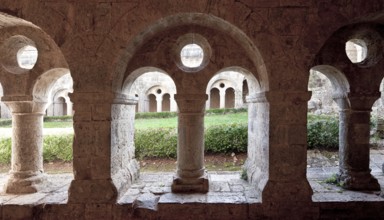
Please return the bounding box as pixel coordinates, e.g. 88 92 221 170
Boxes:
0 149 383 206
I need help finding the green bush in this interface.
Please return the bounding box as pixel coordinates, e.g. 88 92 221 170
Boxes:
43 135 73 162
135 112 177 119
205 108 247 115
43 115 73 122
0 135 73 164
0 138 12 164
205 123 247 153
307 115 339 150
0 119 12 127
135 128 177 158
134 123 248 158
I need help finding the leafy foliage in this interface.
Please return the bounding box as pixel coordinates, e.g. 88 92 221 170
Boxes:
0 119 12 127
135 128 177 158
205 123 247 153
0 138 12 164
43 135 73 162
307 114 339 150
0 135 73 164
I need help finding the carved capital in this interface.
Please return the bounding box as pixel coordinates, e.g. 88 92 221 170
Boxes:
175 94 208 113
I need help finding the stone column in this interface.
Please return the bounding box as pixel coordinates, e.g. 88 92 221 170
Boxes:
156 96 162 112
172 94 209 193
170 94 177 112
243 93 269 194
219 90 225 109
3 101 47 193
335 96 380 190
111 94 140 197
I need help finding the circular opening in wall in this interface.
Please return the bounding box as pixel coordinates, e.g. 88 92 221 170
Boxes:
17 45 38 69
180 44 204 68
345 39 368 63
135 94 139 97
0 35 39 74
219 83 225 88
174 34 211 72
157 89 162 94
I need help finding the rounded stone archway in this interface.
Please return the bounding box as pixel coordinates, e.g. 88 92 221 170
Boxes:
0 13 71 194
109 13 270 196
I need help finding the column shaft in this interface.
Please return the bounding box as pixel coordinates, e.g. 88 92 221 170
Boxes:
5 112 46 193
338 109 380 190
172 94 208 193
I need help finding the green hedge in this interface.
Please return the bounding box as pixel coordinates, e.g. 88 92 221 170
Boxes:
43 135 73 162
0 119 12 127
1 113 374 163
135 123 248 158
0 135 73 164
205 123 247 153
307 117 339 150
135 128 178 158
43 115 73 122
134 108 247 120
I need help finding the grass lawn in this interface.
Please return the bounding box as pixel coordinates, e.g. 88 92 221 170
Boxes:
43 121 73 128
135 112 247 130
0 111 248 130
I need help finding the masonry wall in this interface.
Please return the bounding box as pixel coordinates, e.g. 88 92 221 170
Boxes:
0 0 384 219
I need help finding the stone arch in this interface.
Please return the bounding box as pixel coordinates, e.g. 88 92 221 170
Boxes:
209 88 220 109
225 87 235 108
112 13 268 94
310 65 350 104
207 66 268 194
242 80 249 105
111 66 177 196
0 13 73 194
162 93 171 112
309 22 384 191
49 88 72 116
123 67 177 113
0 13 69 99
110 12 270 196
148 94 157 112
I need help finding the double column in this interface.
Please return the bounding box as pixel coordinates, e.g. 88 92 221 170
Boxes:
335 96 380 190
172 94 209 193
3 100 47 193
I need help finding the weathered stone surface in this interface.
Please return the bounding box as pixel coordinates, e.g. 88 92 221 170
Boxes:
0 0 384 219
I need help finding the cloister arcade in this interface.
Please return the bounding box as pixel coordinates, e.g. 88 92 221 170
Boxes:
0 1 384 219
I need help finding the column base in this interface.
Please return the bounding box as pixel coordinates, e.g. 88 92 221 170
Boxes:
68 179 118 203
338 170 380 191
4 171 46 194
171 172 209 193
262 179 313 203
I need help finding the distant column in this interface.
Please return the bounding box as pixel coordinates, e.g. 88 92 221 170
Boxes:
219 89 225 109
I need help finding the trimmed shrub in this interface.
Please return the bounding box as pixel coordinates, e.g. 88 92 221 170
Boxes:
205 108 247 115
0 135 73 164
205 123 247 153
0 138 12 164
307 115 339 150
43 115 73 122
43 135 73 162
135 128 177 158
135 112 177 119
0 119 12 127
